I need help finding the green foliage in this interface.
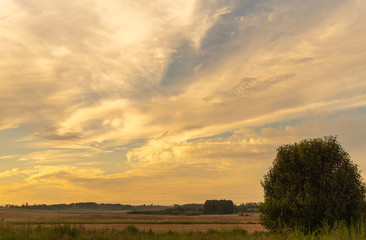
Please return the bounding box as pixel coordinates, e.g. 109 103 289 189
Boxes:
260 136 366 233
236 203 262 213
203 200 235 214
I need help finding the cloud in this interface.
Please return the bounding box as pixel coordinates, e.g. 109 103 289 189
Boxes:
0 168 21 179
0 110 365 204
2 0 365 137
16 149 99 164
39 132 81 141
0 0 366 204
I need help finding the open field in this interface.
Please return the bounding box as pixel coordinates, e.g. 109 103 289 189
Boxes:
1 209 366 239
0 209 264 233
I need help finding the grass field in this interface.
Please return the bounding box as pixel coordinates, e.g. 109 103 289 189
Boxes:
0 208 263 234
1 209 365 239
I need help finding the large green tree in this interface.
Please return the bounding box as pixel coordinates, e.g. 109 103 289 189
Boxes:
260 136 366 232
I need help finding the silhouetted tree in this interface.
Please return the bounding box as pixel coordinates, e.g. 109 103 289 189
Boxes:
261 136 366 232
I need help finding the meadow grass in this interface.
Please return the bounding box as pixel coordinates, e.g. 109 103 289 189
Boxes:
0 221 366 240
1 211 365 239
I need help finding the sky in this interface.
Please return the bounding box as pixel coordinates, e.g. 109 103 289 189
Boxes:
0 0 366 205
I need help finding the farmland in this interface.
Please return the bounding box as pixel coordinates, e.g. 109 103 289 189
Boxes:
0 208 263 234
1 209 366 239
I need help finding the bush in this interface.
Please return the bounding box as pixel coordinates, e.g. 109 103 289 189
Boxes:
260 136 366 233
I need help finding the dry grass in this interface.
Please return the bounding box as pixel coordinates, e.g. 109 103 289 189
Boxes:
79 223 264 234
0 209 264 233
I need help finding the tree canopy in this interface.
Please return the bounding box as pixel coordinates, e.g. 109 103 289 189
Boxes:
203 200 235 214
260 136 366 232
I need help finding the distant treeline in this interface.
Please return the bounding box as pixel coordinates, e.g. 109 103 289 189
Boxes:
1 201 262 214
2 202 164 211
129 202 261 215
235 202 262 213
128 204 204 215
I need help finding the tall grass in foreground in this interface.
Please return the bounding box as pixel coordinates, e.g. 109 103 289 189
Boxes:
0 221 366 239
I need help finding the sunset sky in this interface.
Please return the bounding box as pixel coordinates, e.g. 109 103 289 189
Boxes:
1 0 366 205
